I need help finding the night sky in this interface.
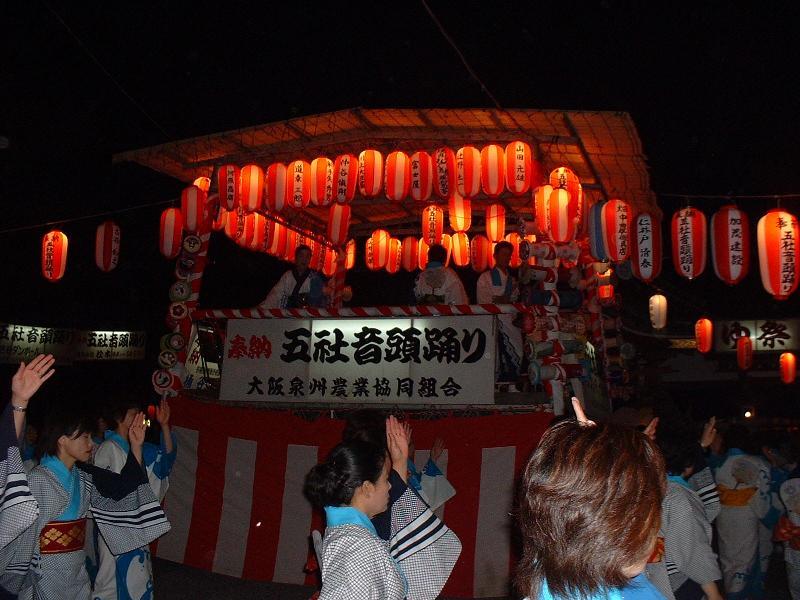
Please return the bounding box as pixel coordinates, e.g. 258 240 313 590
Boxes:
2 2 799 415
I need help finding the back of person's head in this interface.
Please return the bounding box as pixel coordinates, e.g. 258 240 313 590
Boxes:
517 421 666 598
303 441 386 508
427 243 447 264
657 433 699 476
342 409 387 449
104 393 142 431
36 403 94 460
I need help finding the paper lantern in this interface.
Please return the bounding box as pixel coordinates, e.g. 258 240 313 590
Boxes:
386 238 403 274
632 212 663 283
345 239 356 269
524 234 537 266
671 208 707 280
216 164 240 211
600 199 631 262
310 157 334 207
485 204 506 242
42 230 68 281
95 220 120 272
159 209 183 259
451 232 470 267
308 239 324 269
757 209 800 300
471 234 491 272
384 151 411 202
181 185 206 233
265 163 287 212
267 222 288 257
533 184 553 236
780 352 797 384
547 187 577 243
549 167 581 206
410 150 433 202
695 318 714 354
440 233 453 267
369 229 390 268
737 335 753 371
456 145 481 198
333 154 358 203
598 284 615 300
505 232 522 268
192 176 211 193
432 147 457 199
243 213 268 251
711 205 750 285
326 203 351 246
422 204 444 245
224 207 244 241
418 238 430 270
240 164 264 212
480 144 506 197
322 248 338 277
211 207 227 232
358 149 383 198
588 201 609 261
285 229 298 261
286 160 311 209
505 141 540 195
401 236 418 271
448 193 472 232
649 294 667 330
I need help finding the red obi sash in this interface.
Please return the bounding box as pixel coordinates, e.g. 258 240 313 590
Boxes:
39 518 87 554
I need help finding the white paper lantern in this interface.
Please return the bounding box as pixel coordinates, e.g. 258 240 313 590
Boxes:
649 294 668 330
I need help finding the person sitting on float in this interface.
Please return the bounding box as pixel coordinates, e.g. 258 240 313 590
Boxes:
413 244 468 305
260 244 327 308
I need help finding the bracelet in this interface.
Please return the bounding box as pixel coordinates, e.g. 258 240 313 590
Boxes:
12 405 27 413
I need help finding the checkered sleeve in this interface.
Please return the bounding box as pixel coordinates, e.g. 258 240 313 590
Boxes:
0 403 38 553
688 466 720 523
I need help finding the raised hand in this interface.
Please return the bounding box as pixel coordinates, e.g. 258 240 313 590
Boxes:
643 417 659 441
386 415 410 482
431 437 445 463
571 397 596 426
11 354 55 406
128 412 147 454
155 399 171 426
700 416 716 449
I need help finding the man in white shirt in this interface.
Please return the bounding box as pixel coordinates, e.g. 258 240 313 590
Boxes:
261 245 327 308
413 244 468 305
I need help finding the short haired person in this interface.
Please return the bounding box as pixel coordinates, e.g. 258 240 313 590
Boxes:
261 244 327 308
413 243 468 305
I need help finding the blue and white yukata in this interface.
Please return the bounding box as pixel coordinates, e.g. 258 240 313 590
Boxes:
406 457 455 512
476 266 522 383
526 573 667 599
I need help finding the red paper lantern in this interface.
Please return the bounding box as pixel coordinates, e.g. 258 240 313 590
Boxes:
364 238 379 271
598 284 615 300
267 222 288 257
216 164 240 211
448 193 472 232
265 163 287 212
422 204 444 245
600 198 632 262
386 238 403 274
549 167 581 206
505 141 541 195
471 234 491 272
695 318 714 354
193 176 211 193
711 205 750 285
410 151 433 202
632 212 663 283
432 147 457 199
401 236 418 271
95 220 120 272
286 160 311 209
181 185 206 233
358 149 383 198
485 204 506 242
322 248 338 277
224 207 244 241
212 207 227 232
505 232 522 268
240 165 264 212
310 157 334 207
671 207 707 280
480 144 506 198
780 352 797 384
533 184 553 236
333 154 358 203
757 209 800 300
450 232 470 267
327 203 351 246
159 208 183 258
548 188 577 243
285 229 298 261
737 335 753 370
456 145 481 198
42 230 68 281
345 239 356 269
241 213 266 251
418 238 430 270
384 151 411 202
308 239 324 269
440 233 453 267
369 229 390 268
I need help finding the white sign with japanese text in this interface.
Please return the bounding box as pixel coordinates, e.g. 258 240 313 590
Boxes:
220 316 495 404
714 319 799 352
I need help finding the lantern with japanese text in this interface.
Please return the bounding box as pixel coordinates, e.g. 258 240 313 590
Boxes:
265 163 287 212
480 144 506 197
159 208 183 259
632 212 662 283
41 230 68 281
401 236 418 271
440 233 452 267
548 187 577 243
95 220 120 272
649 294 667 330
671 207 707 279
333 154 358 203
223 207 243 240
456 145 481 198
410 151 433 202
588 201 609 261
780 352 797 384
470 234 491 272
309 239 324 269
369 229 390 268
364 238 378 271
418 238 430 270
737 335 753 370
533 184 553 236
504 232 522 267
549 167 581 206
432 147 457 198
192 176 211 193
711 205 750 285
384 151 411 202
757 209 800 300
600 199 631 262
327 203 351 246
181 185 205 233
598 284 615 301
358 149 383 198
448 193 472 232
345 239 356 269
451 232 470 267
505 140 540 195
285 160 311 209
322 248 338 277
386 238 402 274
216 164 240 211
695 318 714 353
267 221 288 257
422 204 444 245
485 204 506 242
240 165 264 212
310 157 334 207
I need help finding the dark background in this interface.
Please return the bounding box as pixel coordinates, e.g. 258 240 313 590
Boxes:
1 2 799 417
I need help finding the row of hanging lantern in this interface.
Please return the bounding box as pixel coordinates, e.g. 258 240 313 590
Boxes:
40 221 122 282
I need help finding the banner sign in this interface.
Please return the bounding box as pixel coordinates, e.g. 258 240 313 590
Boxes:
220 315 495 404
0 323 146 363
714 319 800 352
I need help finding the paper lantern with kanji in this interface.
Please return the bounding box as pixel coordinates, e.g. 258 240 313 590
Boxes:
780 352 797 384
192 176 211 193
456 145 481 198
345 239 356 269
265 163 287 212
384 151 411 202
440 233 453 267
505 141 540 195
42 230 68 281
671 208 707 280
240 165 264 212
401 236 418 271
533 184 553 236
757 209 800 300
600 199 631 262
410 151 433 202
695 318 714 354
549 167 581 205
632 212 662 283
285 160 311 209
310 157 334 207
711 205 750 285
223 207 242 240
422 204 444 245
451 232 470 267
326 203 351 246
598 284 615 301
418 238 430 270
267 222 288 257
547 188 577 243
480 144 506 198
649 294 667 330
358 150 383 198
333 154 358 203
386 238 403 274
448 193 472 232
216 164 240 211
485 204 506 242
95 220 120 272
504 232 522 267
369 229 390 269
159 209 183 259
181 185 206 233
471 234 491 272
432 147 457 199
737 335 753 370
588 201 609 261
